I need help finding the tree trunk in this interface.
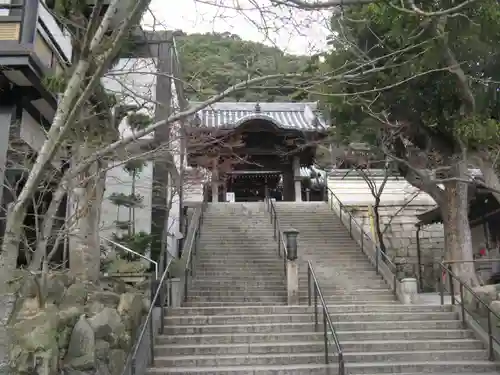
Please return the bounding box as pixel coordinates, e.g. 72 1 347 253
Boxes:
130 169 136 236
373 197 387 256
441 159 479 287
0 204 23 291
30 182 67 270
68 146 106 282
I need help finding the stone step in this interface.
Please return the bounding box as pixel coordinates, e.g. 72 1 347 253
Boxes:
189 290 287 298
189 290 286 295
194 258 283 263
163 320 463 334
165 312 457 325
187 296 287 303
310 295 396 303
304 300 399 306
190 280 286 288
192 275 286 281
168 304 451 316
190 279 287 287
196 267 285 273
156 339 484 356
146 362 500 374
152 349 488 367
157 329 474 345
182 302 286 307
196 263 283 268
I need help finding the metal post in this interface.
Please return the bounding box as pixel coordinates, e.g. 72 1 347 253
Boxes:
349 217 352 236
488 311 494 360
459 283 465 326
278 233 281 257
308 267 312 306
149 316 155 365
314 286 318 329
375 246 379 274
193 230 198 256
183 268 189 302
150 279 161 307
323 311 329 365
160 281 165 334
448 265 455 305
283 251 286 277
439 266 445 305
416 226 423 292
131 359 136 375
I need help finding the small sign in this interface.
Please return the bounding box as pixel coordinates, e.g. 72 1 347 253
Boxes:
226 192 235 202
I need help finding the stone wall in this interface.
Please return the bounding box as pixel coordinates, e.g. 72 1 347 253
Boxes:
6 272 148 375
348 204 445 290
0 294 15 373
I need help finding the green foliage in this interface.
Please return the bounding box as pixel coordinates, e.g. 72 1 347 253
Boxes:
175 31 309 101
321 0 500 158
123 159 146 175
108 192 143 208
53 0 86 18
112 231 153 261
127 112 153 130
454 117 500 147
42 74 67 93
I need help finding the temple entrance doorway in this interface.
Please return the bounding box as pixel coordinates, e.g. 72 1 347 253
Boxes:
226 171 282 202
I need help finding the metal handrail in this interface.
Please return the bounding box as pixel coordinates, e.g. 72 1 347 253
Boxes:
122 257 174 375
326 186 399 295
183 200 208 302
307 261 345 374
102 237 159 279
439 261 500 360
264 198 288 279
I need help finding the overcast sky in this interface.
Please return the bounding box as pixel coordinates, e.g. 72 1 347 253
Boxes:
144 1 331 56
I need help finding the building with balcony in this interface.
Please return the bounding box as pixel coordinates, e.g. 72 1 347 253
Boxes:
0 0 148 265
0 0 74 263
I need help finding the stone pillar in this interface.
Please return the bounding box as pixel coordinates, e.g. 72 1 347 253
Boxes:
211 160 219 202
399 278 418 304
284 228 300 305
287 260 299 305
292 156 302 202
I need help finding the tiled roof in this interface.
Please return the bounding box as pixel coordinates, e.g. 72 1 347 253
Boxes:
192 102 328 132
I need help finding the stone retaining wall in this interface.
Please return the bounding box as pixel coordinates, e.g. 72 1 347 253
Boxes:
348 204 445 290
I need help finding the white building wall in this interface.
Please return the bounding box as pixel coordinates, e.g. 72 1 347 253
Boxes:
99 58 158 242
327 173 436 206
100 161 153 240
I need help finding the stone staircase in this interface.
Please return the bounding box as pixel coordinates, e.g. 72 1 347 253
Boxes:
275 201 396 305
184 203 286 305
147 202 500 375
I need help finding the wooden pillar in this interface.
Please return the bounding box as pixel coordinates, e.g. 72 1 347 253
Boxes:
292 156 302 202
264 175 269 199
282 164 294 202
211 159 219 202
221 177 227 202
